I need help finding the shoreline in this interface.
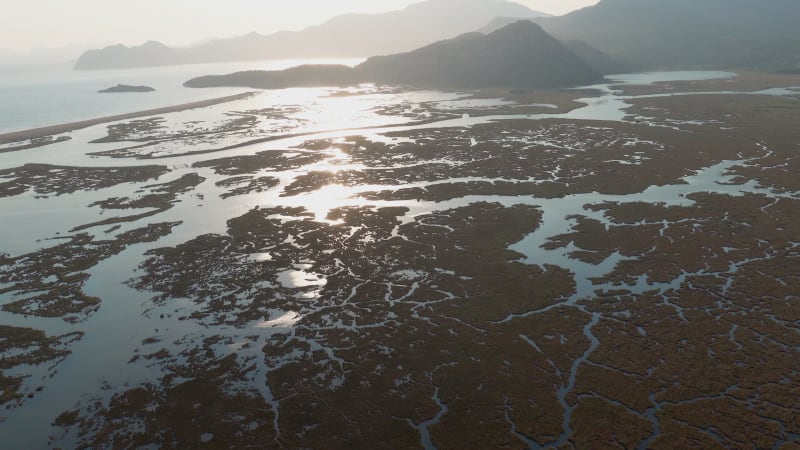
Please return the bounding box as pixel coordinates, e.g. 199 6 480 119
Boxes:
0 91 258 145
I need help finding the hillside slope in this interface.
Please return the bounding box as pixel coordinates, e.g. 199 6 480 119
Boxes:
537 0 800 71
185 21 603 90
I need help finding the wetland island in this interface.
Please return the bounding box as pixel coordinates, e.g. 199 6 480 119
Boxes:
2 0 800 448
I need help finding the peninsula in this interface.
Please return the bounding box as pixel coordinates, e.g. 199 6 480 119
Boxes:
185 22 604 90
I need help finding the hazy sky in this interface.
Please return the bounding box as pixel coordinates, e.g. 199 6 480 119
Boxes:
1 0 600 53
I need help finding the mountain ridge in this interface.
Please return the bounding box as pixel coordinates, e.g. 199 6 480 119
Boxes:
75 0 548 70
535 0 800 71
184 21 604 90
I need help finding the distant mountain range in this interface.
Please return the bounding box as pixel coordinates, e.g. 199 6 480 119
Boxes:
536 0 800 71
74 0 548 70
184 21 604 90
73 0 800 73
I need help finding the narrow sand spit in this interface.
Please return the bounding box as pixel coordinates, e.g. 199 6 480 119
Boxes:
0 91 257 145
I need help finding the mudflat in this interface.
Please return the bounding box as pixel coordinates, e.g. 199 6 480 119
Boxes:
2 72 800 448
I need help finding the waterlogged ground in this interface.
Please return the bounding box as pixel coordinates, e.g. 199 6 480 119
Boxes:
1 72 800 449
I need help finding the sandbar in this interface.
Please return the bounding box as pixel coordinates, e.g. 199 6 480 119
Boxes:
0 92 258 145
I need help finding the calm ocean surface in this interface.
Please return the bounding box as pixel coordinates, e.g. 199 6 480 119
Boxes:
0 58 364 133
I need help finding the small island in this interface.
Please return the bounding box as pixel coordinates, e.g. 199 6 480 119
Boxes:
98 84 156 93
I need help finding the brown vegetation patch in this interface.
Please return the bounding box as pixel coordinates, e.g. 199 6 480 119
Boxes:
193 149 325 176
78 173 204 231
0 326 82 412
55 345 276 449
615 71 800 96
1 222 181 322
0 164 167 199
286 119 759 200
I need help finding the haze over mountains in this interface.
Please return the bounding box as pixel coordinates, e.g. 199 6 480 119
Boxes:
0 45 92 66
184 21 603 90
75 0 800 73
74 0 548 70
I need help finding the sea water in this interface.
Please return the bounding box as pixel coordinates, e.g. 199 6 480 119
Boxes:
0 58 364 133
